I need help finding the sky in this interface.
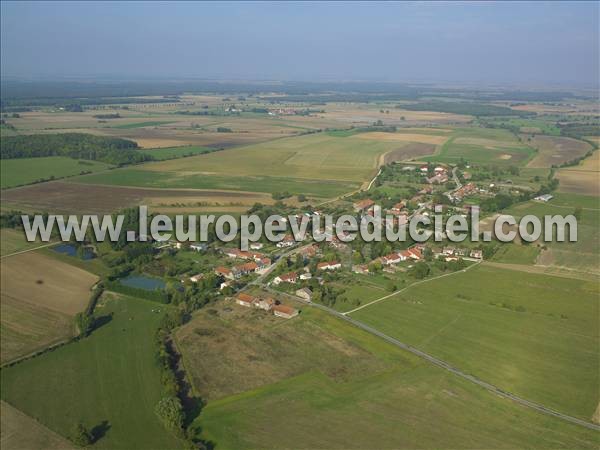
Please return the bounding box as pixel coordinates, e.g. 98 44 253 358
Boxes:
1 1 598 86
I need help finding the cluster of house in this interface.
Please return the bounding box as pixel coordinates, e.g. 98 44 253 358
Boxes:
272 260 341 286
379 246 423 266
448 182 480 202
210 248 273 281
235 292 299 319
441 246 483 261
420 165 450 184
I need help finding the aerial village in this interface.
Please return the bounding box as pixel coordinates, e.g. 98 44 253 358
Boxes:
147 160 524 317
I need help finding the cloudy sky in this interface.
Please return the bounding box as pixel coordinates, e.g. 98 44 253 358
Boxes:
1 1 598 86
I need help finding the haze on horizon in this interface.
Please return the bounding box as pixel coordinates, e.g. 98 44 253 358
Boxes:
1 1 598 87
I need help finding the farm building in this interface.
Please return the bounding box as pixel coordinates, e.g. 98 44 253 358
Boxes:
295 287 313 301
353 199 375 213
534 194 554 202
273 304 299 319
236 293 256 307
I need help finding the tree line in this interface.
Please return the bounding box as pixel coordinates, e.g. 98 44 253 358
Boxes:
0 133 149 165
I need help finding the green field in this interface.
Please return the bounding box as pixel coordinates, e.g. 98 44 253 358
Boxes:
190 303 599 449
1 157 111 189
424 128 536 166
491 243 541 264
136 145 213 160
74 167 360 198
503 197 600 275
111 120 176 129
0 294 181 449
486 117 561 135
351 265 599 420
0 229 46 256
73 132 413 198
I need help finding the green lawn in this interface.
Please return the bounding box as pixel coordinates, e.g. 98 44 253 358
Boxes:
192 304 599 449
1 157 111 189
0 294 181 450
351 265 599 419
136 145 213 160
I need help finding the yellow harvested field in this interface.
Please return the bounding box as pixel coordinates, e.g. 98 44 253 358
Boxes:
353 132 448 145
1 252 98 316
1 252 98 363
526 136 592 168
556 150 599 196
1 402 75 450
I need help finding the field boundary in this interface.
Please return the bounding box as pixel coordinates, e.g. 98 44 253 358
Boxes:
343 260 482 315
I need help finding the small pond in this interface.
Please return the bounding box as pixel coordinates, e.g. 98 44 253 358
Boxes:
53 243 95 260
119 275 166 291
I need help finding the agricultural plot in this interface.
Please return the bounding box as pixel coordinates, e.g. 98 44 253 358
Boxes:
74 132 433 198
1 181 273 215
424 128 536 166
526 135 592 168
188 301 599 449
1 294 182 450
0 157 111 189
1 401 75 450
503 198 600 276
351 265 599 420
136 145 212 160
0 229 46 257
556 150 599 196
1 251 98 363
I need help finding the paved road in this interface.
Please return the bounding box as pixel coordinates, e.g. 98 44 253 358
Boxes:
252 280 600 432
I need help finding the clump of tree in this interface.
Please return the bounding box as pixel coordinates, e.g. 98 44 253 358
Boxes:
93 113 121 119
155 396 185 435
216 127 232 133
1 133 147 166
70 423 93 447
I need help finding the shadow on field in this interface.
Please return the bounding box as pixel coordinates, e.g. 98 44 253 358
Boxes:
91 420 111 443
92 313 113 331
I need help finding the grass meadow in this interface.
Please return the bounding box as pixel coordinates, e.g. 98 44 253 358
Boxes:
424 127 536 166
188 301 599 449
75 132 427 198
1 157 111 189
351 264 599 420
0 293 182 449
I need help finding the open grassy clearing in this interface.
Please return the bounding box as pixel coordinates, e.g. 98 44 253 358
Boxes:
111 120 177 129
351 265 599 420
354 131 449 145
188 300 599 449
1 180 274 215
136 145 212 160
503 198 600 276
73 132 435 198
526 135 592 168
1 251 98 363
0 229 47 256
423 127 536 166
321 103 472 126
1 293 182 450
1 401 75 450
490 243 541 264
0 157 111 189
74 169 358 198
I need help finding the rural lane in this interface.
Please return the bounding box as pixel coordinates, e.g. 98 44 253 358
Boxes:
253 272 600 432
